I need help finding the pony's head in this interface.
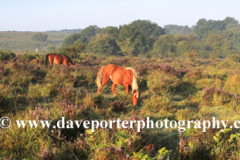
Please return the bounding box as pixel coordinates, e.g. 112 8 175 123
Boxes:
131 90 141 106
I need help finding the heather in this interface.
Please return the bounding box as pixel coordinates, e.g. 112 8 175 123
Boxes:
1 52 240 159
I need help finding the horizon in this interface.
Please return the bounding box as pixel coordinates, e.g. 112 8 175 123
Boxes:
1 0 240 32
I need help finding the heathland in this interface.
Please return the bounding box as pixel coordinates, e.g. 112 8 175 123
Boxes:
1 18 240 159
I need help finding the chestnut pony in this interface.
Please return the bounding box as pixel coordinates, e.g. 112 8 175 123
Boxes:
45 53 73 67
96 64 141 106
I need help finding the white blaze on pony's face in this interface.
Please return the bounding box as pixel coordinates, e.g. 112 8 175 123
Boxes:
131 90 142 106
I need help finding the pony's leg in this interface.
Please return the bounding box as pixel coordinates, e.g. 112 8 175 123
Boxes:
124 85 129 94
97 76 110 94
97 88 101 94
63 61 68 66
50 60 53 66
111 83 117 96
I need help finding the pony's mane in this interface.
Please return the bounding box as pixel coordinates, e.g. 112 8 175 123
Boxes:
125 67 138 92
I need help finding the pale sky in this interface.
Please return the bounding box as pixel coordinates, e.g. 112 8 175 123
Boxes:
0 0 239 31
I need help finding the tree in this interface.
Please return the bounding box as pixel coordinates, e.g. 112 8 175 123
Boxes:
206 20 227 31
164 25 191 36
47 44 57 52
101 26 119 39
31 33 48 42
192 18 207 33
151 34 177 57
117 25 150 56
180 26 192 36
224 17 240 29
195 26 212 39
223 17 239 25
206 34 224 47
130 20 165 40
74 39 87 53
58 46 78 58
61 33 87 47
85 34 121 56
80 25 102 42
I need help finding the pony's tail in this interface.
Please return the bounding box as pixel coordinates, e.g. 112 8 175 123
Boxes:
45 54 49 67
96 66 105 88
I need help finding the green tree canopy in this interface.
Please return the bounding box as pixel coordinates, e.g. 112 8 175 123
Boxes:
192 18 238 39
129 20 166 40
85 34 121 56
117 25 150 56
101 26 119 39
79 25 102 42
31 33 48 42
152 34 178 57
61 33 87 47
164 25 191 36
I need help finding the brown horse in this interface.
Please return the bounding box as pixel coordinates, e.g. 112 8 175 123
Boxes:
45 53 73 67
96 64 141 106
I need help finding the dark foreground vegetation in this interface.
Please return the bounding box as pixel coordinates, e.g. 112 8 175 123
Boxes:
1 49 240 159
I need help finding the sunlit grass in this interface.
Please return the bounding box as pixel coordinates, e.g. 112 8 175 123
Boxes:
1 54 240 159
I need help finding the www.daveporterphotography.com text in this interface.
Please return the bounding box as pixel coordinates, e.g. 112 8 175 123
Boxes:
11 117 240 132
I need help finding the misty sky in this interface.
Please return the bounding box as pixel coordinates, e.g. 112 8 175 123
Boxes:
0 0 239 31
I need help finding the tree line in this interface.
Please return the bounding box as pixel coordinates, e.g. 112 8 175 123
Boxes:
57 17 240 59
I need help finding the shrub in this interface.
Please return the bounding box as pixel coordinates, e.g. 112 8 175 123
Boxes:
184 50 198 62
175 108 193 120
0 94 10 112
21 53 40 61
223 74 240 95
43 65 75 90
55 86 87 105
0 50 16 60
183 70 203 84
31 107 50 120
147 71 181 93
0 114 52 159
110 100 126 112
209 53 217 61
81 126 145 159
201 87 240 106
196 78 222 89
227 53 240 62
27 84 43 100
142 93 171 115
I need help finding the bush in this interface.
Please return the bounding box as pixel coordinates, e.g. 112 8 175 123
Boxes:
184 50 198 62
223 74 240 95
142 93 171 115
209 53 217 61
227 53 240 62
0 94 10 112
201 87 240 106
0 114 52 159
183 70 203 84
110 100 126 112
196 78 222 89
147 70 181 93
0 50 16 60
21 53 40 61
55 86 87 105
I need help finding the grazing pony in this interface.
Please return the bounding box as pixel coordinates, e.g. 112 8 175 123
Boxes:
45 53 73 67
96 64 141 106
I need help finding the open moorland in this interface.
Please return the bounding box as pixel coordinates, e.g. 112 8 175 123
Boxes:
1 18 240 159
0 29 81 52
1 51 240 159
